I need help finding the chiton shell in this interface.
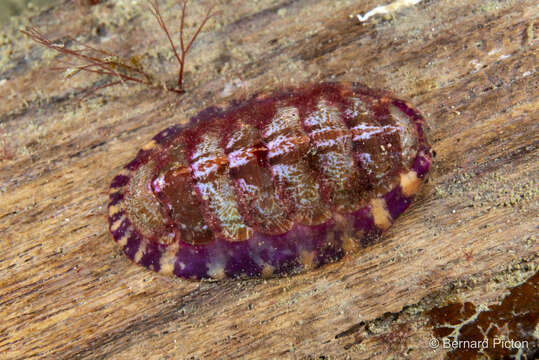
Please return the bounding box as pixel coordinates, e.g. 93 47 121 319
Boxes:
108 82 431 280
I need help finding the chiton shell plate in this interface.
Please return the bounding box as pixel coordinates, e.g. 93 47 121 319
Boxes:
108 83 431 280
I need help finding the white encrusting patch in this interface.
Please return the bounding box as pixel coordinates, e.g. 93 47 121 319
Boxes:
370 198 392 230
400 170 421 197
357 0 424 22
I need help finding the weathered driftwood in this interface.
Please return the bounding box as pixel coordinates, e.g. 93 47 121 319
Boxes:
0 0 537 359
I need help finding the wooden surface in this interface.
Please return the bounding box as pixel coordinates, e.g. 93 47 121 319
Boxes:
1 0 537 359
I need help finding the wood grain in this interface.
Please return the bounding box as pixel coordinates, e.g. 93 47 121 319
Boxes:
1 0 537 359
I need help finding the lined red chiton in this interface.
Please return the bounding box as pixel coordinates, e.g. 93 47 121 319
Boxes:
108 82 431 279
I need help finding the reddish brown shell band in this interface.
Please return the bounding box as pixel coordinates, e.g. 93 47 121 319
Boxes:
107 83 431 279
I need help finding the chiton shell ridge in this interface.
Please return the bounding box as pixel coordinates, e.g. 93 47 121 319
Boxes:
108 82 432 280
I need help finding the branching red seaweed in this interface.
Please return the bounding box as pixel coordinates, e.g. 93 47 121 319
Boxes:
21 0 218 100
148 0 218 93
